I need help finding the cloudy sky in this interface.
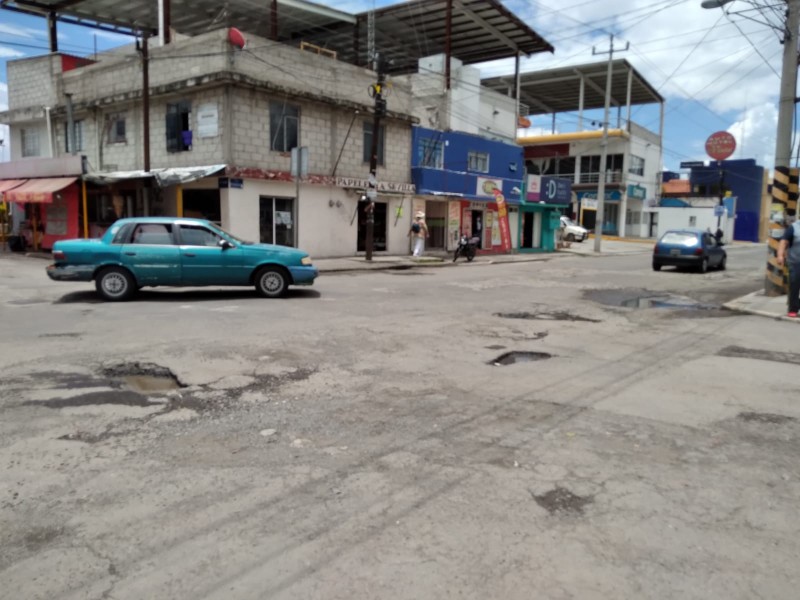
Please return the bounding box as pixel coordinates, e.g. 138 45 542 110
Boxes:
0 0 792 171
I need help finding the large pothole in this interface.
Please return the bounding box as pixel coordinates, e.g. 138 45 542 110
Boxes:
490 351 553 366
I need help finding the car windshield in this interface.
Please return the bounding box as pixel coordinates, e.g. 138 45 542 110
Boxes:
661 232 699 246
561 217 578 227
207 223 252 245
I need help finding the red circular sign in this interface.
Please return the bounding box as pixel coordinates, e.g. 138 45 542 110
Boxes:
705 131 736 161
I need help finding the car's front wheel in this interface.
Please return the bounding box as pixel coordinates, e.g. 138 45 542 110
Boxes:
255 266 289 298
719 256 727 270
95 267 136 301
698 257 709 274
565 233 575 242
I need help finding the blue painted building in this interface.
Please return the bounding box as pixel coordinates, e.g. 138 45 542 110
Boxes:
410 127 524 253
688 159 767 243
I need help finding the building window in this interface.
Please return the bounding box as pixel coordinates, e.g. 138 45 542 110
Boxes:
107 114 126 144
467 151 489 173
418 138 444 169
21 128 40 157
629 155 645 176
270 100 299 152
65 120 84 153
166 101 192 152
363 122 385 165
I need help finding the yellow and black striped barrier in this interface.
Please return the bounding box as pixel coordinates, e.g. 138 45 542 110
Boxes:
765 166 798 296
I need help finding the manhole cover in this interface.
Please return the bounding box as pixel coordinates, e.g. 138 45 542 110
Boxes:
532 487 593 515
490 351 552 366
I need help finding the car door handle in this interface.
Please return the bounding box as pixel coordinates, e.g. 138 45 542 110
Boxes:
124 251 137 256
184 252 196 257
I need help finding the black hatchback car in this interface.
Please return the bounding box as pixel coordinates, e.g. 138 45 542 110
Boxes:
652 228 726 273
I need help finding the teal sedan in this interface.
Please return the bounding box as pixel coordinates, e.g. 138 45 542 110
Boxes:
46 217 318 301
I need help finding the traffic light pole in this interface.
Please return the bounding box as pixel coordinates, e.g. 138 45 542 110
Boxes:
365 53 387 261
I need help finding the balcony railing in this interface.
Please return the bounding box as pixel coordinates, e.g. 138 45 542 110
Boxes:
579 171 623 184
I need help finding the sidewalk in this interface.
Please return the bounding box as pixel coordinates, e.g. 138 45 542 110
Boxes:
723 290 797 322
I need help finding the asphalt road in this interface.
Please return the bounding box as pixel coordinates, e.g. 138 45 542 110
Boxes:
2 245 799 600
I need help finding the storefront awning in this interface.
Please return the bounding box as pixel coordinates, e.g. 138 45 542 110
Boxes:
5 177 78 204
0 179 27 195
84 165 226 187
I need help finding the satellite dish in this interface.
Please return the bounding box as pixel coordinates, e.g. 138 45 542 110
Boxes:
228 28 247 50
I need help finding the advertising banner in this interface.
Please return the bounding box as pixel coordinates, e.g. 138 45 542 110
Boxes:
493 190 512 252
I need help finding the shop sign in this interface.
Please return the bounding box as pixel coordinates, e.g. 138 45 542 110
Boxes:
541 176 571 204
218 177 243 189
197 103 219 138
627 184 647 200
577 190 621 203
582 198 598 210
526 174 541 200
476 176 503 198
336 177 415 194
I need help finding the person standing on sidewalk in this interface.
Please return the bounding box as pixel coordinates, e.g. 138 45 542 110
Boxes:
408 212 429 257
777 215 800 317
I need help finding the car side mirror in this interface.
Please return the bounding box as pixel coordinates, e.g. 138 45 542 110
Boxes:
219 239 234 250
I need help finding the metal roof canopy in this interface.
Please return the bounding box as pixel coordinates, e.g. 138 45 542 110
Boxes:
0 0 356 37
0 0 553 74
481 59 663 116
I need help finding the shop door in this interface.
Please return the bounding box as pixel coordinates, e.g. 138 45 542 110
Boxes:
424 201 447 250
260 196 295 247
582 209 596 231
522 213 533 248
471 210 483 249
357 201 387 252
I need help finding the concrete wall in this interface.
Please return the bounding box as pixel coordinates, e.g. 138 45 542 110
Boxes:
656 207 735 242
7 55 61 110
478 88 517 142
9 122 51 161
450 64 480 136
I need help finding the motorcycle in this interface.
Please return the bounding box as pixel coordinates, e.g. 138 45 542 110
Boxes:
453 235 479 262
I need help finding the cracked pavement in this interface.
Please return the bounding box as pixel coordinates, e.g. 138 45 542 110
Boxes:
1 247 799 599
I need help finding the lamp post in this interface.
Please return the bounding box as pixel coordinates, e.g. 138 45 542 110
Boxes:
703 0 800 295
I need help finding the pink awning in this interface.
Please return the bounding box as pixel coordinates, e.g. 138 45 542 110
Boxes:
0 179 27 195
5 177 78 204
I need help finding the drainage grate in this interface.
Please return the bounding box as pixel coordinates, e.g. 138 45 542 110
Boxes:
490 351 552 366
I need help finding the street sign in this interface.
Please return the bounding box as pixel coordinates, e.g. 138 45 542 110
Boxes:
714 204 725 217
705 131 736 161
680 161 704 169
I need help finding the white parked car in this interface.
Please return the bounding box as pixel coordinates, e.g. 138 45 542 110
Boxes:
560 216 589 242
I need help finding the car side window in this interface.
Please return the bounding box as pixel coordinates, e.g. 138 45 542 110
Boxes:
179 225 223 247
112 223 134 244
131 223 174 245
705 234 716 247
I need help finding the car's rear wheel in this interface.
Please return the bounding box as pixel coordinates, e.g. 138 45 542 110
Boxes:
565 233 575 242
255 266 289 298
652 262 662 271
698 257 709 274
95 267 136 301
719 256 727 270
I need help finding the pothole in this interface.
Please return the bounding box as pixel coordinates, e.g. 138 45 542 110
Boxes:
490 351 552 366
586 289 717 310
102 362 185 391
531 487 593 515
495 311 599 323
738 411 797 424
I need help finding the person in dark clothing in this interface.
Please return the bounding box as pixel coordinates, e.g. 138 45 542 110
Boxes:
777 216 800 317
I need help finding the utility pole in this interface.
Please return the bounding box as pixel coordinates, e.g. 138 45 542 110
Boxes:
766 0 800 294
138 35 151 172
592 34 628 253
365 52 387 261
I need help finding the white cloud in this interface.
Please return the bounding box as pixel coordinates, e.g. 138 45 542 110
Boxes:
727 103 778 167
0 23 34 38
0 46 25 59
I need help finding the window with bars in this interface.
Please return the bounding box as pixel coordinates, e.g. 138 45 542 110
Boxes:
418 138 444 169
467 151 489 173
65 120 84 153
21 128 40 157
166 101 192 152
269 100 299 152
107 114 126 144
